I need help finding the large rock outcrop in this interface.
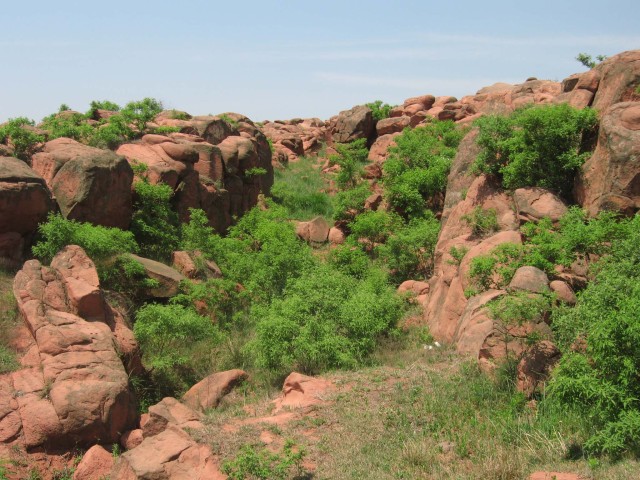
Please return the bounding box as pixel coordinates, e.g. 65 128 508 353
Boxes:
32 138 133 229
0 157 53 261
331 105 375 144
2 246 137 449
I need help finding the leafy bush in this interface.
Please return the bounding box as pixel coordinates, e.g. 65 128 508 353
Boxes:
349 210 402 245
134 303 223 392
221 440 306 480
333 183 370 221
40 111 95 143
330 139 369 189
461 206 499 237
328 243 372 279
545 218 640 455
130 180 180 261
0 117 44 160
576 53 607 69
250 265 403 374
120 97 163 134
366 100 394 122
383 120 465 217
32 213 138 263
86 100 121 116
376 212 441 282
271 156 333 220
474 104 598 197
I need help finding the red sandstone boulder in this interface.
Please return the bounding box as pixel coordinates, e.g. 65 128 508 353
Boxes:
128 255 186 298
591 50 640 111
273 372 335 412
296 216 330 243
368 132 400 163
376 116 410 136
142 397 203 438
513 188 568 223
171 250 222 280
111 426 223 480
73 445 114 480
8 246 136 449
328 226 346 245
32 138 133 229
508 266 550 294
516 340 561 398
182 369 248 412
550 280 577 305
0 157 53 235
577 102 640 215
120 429 144 450
332 105 375 144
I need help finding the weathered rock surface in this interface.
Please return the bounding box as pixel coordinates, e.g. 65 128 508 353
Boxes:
171 250 222 281
331 105 375 144
4 245 137 449
273 372 335 412
128 254 186 298
73 444 114 480
513 188 568 223
32 138 133 229
296 216 330 243
577 102 640 215
516 340 561 398
508 266 550 294
182 369 248 412
0 156 53 235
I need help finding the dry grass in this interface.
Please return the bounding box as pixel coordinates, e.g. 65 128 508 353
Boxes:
195 341 640 480
0 266 20 373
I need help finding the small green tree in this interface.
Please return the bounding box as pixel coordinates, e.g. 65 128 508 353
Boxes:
0 117 44 160
366 100 394 122
575 53 607 69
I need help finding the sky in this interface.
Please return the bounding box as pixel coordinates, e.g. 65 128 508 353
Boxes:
1 0 639 123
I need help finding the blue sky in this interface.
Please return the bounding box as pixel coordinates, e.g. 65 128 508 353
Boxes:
1 0 638 123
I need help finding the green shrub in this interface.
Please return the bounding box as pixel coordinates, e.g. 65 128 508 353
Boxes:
349 210 402 245
86 100 121 116
366 100 394 122
134 303 224 392
32 213 138 264
474 104 598 196
271 156 333 220
120 97 163 133
40 111 95 143
130 181 180 261
0 345 19 374
576 53 607 69
448 245 469 265
99 254 159 297
383 120 465 217
180 208 214 252
250 265 403 374
328 243 372 279
461 206 499 237
221 440 306 480
376 213 441 283
537 215 640 456
487 292 552 344
153 125 181 135
333 183 370 221
330 139 369 189
0 117 44 160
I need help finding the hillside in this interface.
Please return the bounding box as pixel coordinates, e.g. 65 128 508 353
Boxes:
0 50 639 479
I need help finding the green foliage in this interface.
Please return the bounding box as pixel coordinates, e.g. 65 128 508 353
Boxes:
219 113 240 128
167 109 190 120
330 138 369 189
376 213 441 282
244 167 267 177
448 245 469 265
383 120 465 217
250 265 403 374
271 156 333 220
134 303 223 386
221 440 306 480
58 104 71 112
153 125 181 135
539 215 640 456
333 182 370 221
366 100 394 122
120 97 163 133
40 111 95 143
474 104 598 196
461 206 499 237
576 53 607 69
32 213 138 264
0 117 44 160
99 254 159 296
349 210 402 245
328 243 372 279
180 208 214 252
87 100 121 115
488 291 552 328
204 202 316 303
130 181 180 261
0 345 19 374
